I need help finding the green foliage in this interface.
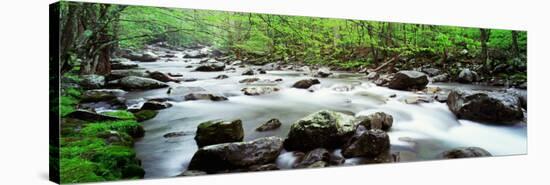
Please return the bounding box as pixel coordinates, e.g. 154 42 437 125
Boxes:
80 120 142 137
60 96 78 117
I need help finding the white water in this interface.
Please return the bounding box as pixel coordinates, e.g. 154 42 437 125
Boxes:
128 55 526 178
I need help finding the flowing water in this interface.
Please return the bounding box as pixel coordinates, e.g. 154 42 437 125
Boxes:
128 52 527 178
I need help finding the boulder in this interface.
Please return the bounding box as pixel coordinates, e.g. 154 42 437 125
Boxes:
184 50 208 58
195 119 244 147
163 131 192 138
127 51 159 62
386 71 429 90
293 148 331 168
457 68 479 83
242 68 255 75
241 86 279 96
111 59 139 70
184 93 228 101
195 62 225 72
177 170 207 177
81 89 126 102
354 112 393 131
446 90 524 123
141 100 172 110
80 74 105 89
438 147 492 159
239 78 260 83
262 62 280 71
366 72 379 80
133 110 158 122
248 163 279 171
256 118 282 132
115 76 169 90
341 128 390 158
284 110 355 151
315 67 332 78
505 88 527 109
108 70 150 80
292 79 321 89
188 137 284 173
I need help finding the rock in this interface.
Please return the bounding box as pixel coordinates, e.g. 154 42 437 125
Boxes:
78 99 127 111
108 70 150 80
130 51 159 62
366 72 379 80
262 62 280 71
214 74 229 79
115 76 169 90
121 164 145 178
177 170 207 177
248 163 279 171
184 50 208 58
80 74 105 89
518 82 527 89
315 67 332 78
167 72 183 77
195 119 244 147
241 86 280 96
293 148 331 168
184 93 228 101
431 73 449 82
297 66 311 73
81 89 126 102
341 128 390 158
188 137 284 173
258 69 267 74
354 112 393 131
195 62 225 72
111 60 139 70
446 90 524 123
242 68 255 75
148 71 179 82
284 110 355 151
505 88 527 109
66 109 120 122
141 100 172 110
435 93 449 103
386 71 429 90
163 131 192 138
438 147 492 159
256 118 282 132
457 68 479 83
230 60 243 66
292 79 320 89
421 68 441 76
373 74 393 86
239 78 260 83
133 109 158 122
185 65 193 68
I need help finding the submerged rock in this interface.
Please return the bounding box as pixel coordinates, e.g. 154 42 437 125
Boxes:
184 93 228 101
239 78 260 83
242 68 255 75
431 73 449 83
386 70 429 90
256 118 282 132
315 67 332 78
292 79 320 89
354 112 393 131
284 110 355 151
111 59 139 70
195 119 244 147
447 90 524 123
148 71 180 82
214 74 229 79
188 137 284 173
438 147 492 159
114 76 169 90
341 128 390 158
133 109 158 122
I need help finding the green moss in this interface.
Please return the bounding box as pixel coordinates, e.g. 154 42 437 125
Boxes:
81 120 144 138
60 96 79 117
133 109 158 122
103 110 136 120
60 158 105 184
65 87 82 97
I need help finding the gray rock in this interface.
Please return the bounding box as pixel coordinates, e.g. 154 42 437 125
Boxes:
184 93 228 101
293 148 331 168
115 76 168 90
256 118 282 132
354 112 393 131
292 79 320 89
447 90 524 123
315 67 332 78
284 110 355 151
431 73 449 82
457 68 479 83
80 74 105 89
242 68 255 75
188 137 284 173
421 68 441 76
141 100 172 110
195 62 225 72
341 128 390 158
239 78 260 83
81 89 126 102
241 86 280 96
386 71 429 90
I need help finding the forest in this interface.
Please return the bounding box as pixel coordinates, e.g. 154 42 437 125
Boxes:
53 1 527 184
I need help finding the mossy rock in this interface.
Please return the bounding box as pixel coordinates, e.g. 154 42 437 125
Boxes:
133 109 158 122
195 119 244 147
60 158 105 184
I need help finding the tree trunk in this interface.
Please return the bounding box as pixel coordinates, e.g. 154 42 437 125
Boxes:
479 28 490 63
512 30 519 57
